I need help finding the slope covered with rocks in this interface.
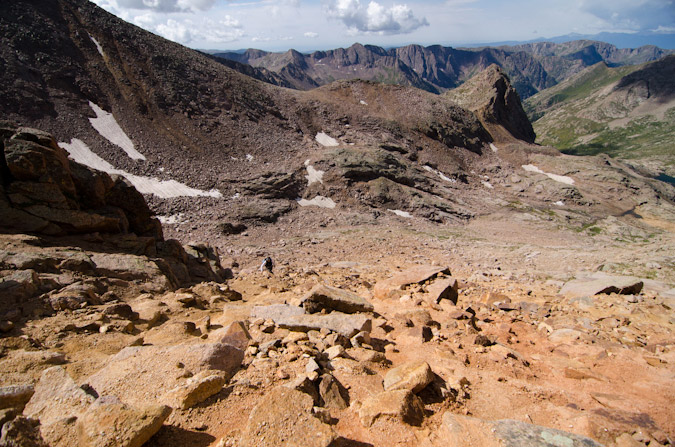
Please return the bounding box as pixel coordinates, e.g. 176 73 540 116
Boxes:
1 0 675 446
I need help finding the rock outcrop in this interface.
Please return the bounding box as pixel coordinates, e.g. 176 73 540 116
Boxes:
444 65 536 143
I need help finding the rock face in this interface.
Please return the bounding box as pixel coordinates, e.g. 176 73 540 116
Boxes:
444 65 536 143
0 124 161 239
242 386 336 447
440 413 603 447
251 304 372 337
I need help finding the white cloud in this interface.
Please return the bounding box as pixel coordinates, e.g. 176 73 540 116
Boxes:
304 31 319 38
579 0 675 32
148 17 244 44
114 0 216 12
324 0 428 34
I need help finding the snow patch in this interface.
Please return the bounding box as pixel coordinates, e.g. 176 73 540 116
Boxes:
88 102 145 161
89 35 105 57
246 154 254 162
481 181 494 189
297 196 336 208
554 201 565 207
388 209 412 218
315 132 339 147
359 100 368 105
60 139 222 199
490 143 498 153
522 164 575 185
423 165 456 183
304 160 324 186
157 214 184 224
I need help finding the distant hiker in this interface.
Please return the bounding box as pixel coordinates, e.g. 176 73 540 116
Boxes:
260 256 273 273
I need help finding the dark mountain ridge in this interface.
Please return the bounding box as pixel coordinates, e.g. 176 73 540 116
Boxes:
215 41 673 99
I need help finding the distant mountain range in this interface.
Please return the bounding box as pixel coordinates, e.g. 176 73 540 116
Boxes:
213 40 673 99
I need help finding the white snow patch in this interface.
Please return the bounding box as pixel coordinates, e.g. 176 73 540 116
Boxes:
554 201 565 207
60 139 222 199
481 181 494 189
232 193 241 199
424 165 456 183
246 154 254 162
315 132 339 147
388 209 412 218
522 164 575 185
297 196 336 208
360 100 368 105
89 35 105 57
88 102 145 161
490 143 499 153
305 163 324 186
157 214 184 224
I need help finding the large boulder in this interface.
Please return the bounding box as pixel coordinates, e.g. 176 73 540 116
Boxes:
300 284 374 314
559 273 644 298
251 304 372 338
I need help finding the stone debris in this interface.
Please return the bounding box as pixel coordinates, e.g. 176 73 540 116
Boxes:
251 304 372 338
159 370 226 409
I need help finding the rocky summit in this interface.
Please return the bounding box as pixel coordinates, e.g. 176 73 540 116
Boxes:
1 1 674 447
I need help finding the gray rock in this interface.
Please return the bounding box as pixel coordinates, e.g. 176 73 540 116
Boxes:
318 374 348 410
301 284 374 314
251 305 371 338
441 413 603 446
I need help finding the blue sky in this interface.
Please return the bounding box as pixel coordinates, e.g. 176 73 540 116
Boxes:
91 0 675 51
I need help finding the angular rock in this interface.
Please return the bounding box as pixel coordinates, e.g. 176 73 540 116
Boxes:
318 374 349 410
210 321 251 350
86 343 243 407
90 253 172 291
0 385 34 410
285 375 321 406
159 370 225 409
374 265 451 299
383 361 434 394
76 396 171 447
130 298 167 327
48 282 100 311
359 390 425 427
559 273 644 298
300 284 374 314
426 278 459 304
549 328 583 344
242 387 335 447
440 413 603 446
23 366 95 426
251 305 371 338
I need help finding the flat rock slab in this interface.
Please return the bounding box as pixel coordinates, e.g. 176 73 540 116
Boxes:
251 305 371 337
374 265 450 299
559 273 643 298
86 342 243 407
426 277 459 304
24 366 95 426
301 284 374 314
77 396 171 447
441 413 603 447
0 384 34 410
242 386 335 447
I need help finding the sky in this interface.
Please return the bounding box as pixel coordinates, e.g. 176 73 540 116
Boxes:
90 0 675 52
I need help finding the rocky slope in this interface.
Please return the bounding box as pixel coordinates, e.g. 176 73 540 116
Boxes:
215 41 673 99
1 0 675 446
525 56 675 176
